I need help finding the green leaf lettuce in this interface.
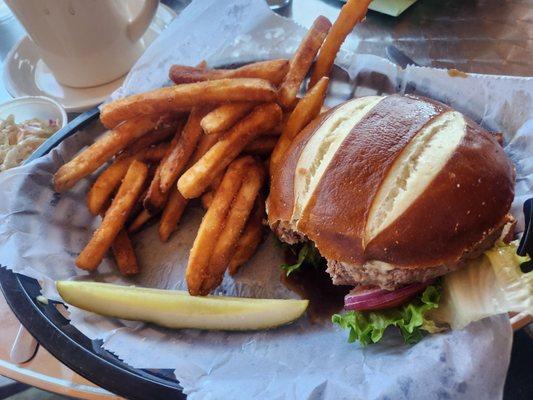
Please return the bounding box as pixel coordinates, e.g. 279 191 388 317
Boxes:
280 241 324 276
332 285 442 346
332 241 532 346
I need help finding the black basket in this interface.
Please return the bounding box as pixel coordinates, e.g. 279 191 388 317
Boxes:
0 109 185 399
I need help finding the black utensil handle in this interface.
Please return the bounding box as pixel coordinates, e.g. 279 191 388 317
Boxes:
517 198 533 257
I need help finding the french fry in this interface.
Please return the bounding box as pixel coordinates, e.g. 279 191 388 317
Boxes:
202 163 264 292
278 16 331 109
159 108 206 193
189 130 226 209
168 65 207 83
76 160 148 271
257 110 289 137
196 60 207 70
86 147 165 216
158 185 188 242
141 143 171 161
120 118 181 157
169 59 289 85
263 121 284 136
127 186 147 224
191 136 217 163
200 170 224 210
128 209 154 233
142 120 188 212
143 163 169 214
309 0 371 87
54 114 165 192
200 103 255 135
87 158 131 215
244 136 278 156
211 171 225 190
271 77 329 167
201 191 214 209
190 130 224 164
86 143 169 216
186 157 255 295
157 110 210 240
111 229 139 275
228 198 265 275
283 76 329 141
178 103 282 199
100 79 277 129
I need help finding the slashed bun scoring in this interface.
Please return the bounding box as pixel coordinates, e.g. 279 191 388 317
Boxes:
267 95 515 289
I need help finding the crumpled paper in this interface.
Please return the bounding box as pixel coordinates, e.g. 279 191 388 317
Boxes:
1 0 531 399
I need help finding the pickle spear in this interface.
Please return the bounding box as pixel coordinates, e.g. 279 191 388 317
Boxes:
56 281 308 330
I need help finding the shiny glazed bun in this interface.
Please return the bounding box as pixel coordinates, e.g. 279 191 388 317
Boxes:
267 95 515 289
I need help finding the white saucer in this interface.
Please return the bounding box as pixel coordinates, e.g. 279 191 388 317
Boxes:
3 4 176 113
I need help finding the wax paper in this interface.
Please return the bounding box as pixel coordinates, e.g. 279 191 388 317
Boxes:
1 0 532 399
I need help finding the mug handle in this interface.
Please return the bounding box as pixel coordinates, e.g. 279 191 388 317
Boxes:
127 0 159 43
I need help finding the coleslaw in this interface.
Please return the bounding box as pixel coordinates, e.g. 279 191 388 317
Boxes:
0 114 59 171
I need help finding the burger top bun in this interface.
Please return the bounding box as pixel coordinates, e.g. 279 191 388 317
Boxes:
267 94 515 279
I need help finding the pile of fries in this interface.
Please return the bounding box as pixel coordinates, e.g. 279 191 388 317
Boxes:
53 0 371 295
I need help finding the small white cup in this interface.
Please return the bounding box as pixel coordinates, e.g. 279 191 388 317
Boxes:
0 96 67 129
5 0 159 88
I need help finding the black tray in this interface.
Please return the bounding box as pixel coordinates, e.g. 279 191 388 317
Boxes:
1 107 531 400
0 108 185 399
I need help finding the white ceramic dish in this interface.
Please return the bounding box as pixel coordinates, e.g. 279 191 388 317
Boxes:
2 3 176 113
0 96 67 129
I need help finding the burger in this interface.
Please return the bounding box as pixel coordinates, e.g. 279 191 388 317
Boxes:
266 94 528 345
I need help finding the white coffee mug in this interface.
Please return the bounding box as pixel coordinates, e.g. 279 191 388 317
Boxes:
5 0 159 88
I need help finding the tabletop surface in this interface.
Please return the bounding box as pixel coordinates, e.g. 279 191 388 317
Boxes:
2 0 532 103
0 0 531 399
0 296 118 399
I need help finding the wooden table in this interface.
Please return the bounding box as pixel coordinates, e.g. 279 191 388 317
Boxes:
0 296 119 399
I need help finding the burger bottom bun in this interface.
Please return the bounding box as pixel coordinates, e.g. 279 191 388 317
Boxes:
272 216 514 289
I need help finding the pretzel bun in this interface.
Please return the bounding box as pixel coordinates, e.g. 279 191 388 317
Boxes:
267 95 515 289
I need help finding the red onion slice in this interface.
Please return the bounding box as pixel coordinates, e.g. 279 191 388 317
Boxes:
344 282 431 311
